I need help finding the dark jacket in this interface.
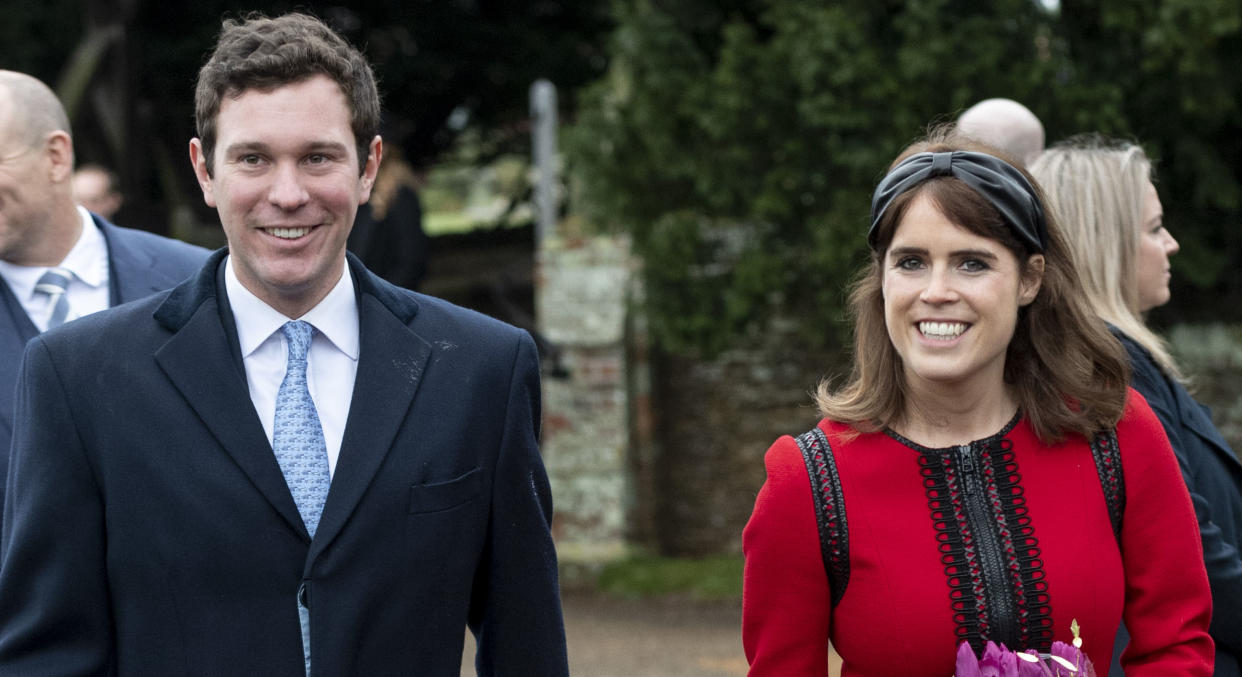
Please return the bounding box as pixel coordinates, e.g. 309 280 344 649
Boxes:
0 213 208 488
1118 331 1242 676
0 250 567 676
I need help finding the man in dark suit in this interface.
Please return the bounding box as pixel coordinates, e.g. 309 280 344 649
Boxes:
0 69 207 493
0 13 567 677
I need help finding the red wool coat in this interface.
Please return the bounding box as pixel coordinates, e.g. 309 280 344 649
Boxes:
743 391 1213 676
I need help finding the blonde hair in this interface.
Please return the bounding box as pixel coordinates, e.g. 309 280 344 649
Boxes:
1030 137 1183 381
816 129 1129 443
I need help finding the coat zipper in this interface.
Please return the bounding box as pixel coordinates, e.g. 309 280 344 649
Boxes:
956 443 1019 647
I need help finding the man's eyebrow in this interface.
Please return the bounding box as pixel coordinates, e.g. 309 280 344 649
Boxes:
221 141 269 156
221 140 350 155
303 141 350 153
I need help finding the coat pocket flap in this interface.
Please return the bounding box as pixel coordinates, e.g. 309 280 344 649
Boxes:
408 467 482 514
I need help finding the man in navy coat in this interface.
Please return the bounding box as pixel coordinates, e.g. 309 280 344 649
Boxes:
0 70 207 484
0 13 567 676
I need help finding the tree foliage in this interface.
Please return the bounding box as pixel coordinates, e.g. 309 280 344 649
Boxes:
1055 0 1242 323
2 1 612 239
566 0 1242 355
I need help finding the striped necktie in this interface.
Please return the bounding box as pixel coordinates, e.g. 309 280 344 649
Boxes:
34 268 72 330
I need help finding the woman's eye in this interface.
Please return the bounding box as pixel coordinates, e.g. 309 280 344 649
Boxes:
960 258 989 272
896 256 923 270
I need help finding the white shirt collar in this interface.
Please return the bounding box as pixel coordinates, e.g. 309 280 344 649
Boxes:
224 256 360 360
61 207 108 288
0 206 107 300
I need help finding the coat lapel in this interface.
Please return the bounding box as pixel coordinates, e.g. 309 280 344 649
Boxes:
309 259 431 561
0 276 39 441
153 252 309 539
1183 402 1242 473
97 217 160 305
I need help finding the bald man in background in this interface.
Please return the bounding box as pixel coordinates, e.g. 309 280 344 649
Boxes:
0 70 207 497
956 97 1045 166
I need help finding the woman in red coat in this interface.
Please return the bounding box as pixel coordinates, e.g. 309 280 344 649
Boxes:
741 129 1214 676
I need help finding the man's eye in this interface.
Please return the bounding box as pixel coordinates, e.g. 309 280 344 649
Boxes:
240 154 263 166
307 154 328 165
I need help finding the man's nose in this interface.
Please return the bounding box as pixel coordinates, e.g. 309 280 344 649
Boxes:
268 163 309 209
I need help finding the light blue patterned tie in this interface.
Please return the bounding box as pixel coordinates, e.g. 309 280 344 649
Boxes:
273 321 329 676
35 268 72 329
272 320 331 537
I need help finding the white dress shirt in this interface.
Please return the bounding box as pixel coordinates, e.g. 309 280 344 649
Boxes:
0 206 110 332
225 256 359 477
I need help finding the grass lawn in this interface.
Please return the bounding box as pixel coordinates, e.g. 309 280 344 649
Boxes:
593 553 744 601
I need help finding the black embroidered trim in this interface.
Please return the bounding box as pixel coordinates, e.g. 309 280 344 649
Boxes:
795 427 850 608
910 426 1053 655
1089 429 1125 542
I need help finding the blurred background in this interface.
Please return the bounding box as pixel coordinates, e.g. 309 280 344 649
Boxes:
6 1 1240 673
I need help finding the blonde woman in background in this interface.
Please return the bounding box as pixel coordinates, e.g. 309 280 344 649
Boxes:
1033 137 1242 676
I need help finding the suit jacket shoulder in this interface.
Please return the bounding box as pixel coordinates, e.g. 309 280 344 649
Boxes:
0 219 209 500
96 215 210 304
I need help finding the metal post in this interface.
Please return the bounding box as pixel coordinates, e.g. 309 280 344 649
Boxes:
530 79 558 246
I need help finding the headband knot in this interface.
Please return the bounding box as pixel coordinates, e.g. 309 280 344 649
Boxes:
868 150 1047 254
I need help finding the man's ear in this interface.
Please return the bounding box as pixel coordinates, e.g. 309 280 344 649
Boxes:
358 135 382 205
188 139 216 208
1019 254 1045 306
46 131 74 183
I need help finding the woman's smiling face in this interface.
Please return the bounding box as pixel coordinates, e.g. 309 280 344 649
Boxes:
883 192 1043 395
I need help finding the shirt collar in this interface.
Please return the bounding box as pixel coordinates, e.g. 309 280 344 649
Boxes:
225 256 360 360
59 207 108 288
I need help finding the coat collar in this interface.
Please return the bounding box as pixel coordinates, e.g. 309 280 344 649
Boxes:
154 249 420 332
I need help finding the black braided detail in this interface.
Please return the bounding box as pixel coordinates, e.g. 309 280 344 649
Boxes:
983 438 1053 652
1089 429 1125 543
907 418 1052 654
795 427 850 608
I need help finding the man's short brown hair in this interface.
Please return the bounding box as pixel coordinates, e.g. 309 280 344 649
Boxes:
194 12 380 176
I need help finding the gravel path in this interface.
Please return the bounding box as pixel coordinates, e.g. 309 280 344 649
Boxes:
463 592 747 676
463 591 846 675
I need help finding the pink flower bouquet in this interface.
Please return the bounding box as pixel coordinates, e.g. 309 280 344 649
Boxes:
954 621 1097 676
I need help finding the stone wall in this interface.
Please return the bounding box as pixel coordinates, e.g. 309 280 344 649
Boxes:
536 235 638 569
649 322 840 556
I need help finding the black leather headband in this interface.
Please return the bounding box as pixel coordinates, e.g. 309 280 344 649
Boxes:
868 151 1047 253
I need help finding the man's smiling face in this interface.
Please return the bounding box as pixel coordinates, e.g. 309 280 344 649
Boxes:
190 74 380 317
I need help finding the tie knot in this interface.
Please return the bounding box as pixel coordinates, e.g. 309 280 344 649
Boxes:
35 268 72 295
281 320 315 362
